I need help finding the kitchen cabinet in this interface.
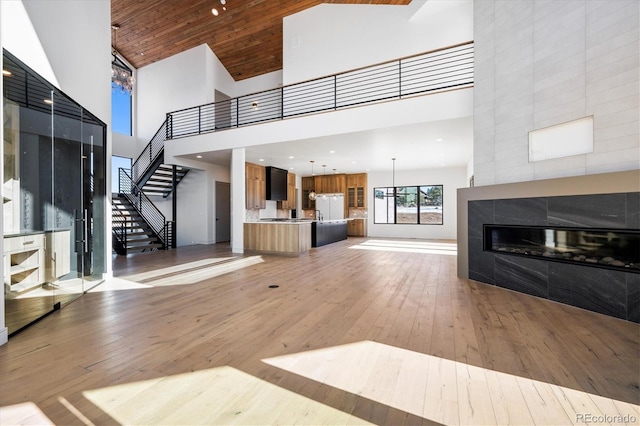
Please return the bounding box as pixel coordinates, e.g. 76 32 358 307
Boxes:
315 174 346 194
301 176 316 210
277 172 296 210
346 173 367 209
244 222 311 254
245 162 266 209
347 218 367 237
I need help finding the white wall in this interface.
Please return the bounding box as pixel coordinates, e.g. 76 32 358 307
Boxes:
234 70 283 97
137 44 215 141
15 1 111 124
282 1 473 84
473 0 640 186
151 160 230 246
367 166 467 240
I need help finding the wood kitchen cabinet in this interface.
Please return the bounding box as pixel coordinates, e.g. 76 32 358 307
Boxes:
346 173 367 209
277 172 296 210
301 176 316 210
315 174 345 194
347 218 367 237
245 162 266 209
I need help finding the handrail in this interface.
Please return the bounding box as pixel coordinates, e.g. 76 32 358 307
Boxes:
167 41 474 139
131 120 167 184
119 168 169 249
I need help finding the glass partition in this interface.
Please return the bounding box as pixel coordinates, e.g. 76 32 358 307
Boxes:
3 49 106 335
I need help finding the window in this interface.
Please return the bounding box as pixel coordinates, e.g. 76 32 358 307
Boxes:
374 185 443 225
112 82 132 135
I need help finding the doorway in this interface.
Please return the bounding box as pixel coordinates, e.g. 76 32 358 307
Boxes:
215 181 231 242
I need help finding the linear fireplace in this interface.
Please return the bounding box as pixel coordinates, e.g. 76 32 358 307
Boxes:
467 190 639 323
484 225 640 273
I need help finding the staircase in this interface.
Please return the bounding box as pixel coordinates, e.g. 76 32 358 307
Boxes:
140 164 189 197
112 119 185 255
112 194 163 254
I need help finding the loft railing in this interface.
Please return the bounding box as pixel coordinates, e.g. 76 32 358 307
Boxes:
131 120 167 184
119 168 172 249
166 41 474 139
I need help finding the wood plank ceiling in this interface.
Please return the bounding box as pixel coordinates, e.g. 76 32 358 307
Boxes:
111 0 411 81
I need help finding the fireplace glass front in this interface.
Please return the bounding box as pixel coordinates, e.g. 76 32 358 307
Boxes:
484 225 639 273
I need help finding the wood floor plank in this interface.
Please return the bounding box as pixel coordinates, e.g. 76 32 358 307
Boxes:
0 240 637 425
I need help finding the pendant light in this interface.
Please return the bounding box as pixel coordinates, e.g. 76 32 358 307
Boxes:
308 160 317 201
383 158 397 197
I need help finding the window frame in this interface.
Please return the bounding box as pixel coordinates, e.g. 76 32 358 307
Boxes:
373 184 443 225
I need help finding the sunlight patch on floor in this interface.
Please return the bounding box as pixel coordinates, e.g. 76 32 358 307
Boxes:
143 256 264 287
120 257 237 282
350 239 457 255
263 340 640 426
88 277 152 292
82 366 372 425
0 402 54 425
92 256 264 291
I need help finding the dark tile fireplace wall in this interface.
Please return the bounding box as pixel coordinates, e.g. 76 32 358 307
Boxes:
468 192 640 323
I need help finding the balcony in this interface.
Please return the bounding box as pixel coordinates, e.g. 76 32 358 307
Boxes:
166 42 474 140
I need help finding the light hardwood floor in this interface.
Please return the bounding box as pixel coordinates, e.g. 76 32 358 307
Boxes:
0 239 638 425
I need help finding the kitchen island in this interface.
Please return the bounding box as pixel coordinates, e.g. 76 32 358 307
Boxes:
311 219 348 247
244 221 312 255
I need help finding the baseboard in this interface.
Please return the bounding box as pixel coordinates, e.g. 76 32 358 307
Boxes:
0 327 8 346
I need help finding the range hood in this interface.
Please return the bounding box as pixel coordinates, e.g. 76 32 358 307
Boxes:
266 166 288 200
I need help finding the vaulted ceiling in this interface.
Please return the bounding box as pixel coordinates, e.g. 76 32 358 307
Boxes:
111 0 411 81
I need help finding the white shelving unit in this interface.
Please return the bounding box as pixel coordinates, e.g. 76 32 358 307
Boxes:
4 234 45 293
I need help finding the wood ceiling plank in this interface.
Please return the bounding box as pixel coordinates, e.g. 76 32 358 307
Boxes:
111 0 411 80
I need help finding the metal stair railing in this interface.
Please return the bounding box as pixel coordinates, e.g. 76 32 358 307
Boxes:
166 41 474 139
119 168 171 249
131 120 167 185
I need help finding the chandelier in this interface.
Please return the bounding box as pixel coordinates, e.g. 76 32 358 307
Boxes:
111 24 135 93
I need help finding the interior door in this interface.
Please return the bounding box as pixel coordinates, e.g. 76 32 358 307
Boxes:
215 181 231 242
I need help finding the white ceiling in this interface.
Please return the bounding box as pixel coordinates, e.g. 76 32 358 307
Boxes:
190 116 473 175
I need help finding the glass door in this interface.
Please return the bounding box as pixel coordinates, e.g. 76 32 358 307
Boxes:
3 50 106 336
50 91 106 308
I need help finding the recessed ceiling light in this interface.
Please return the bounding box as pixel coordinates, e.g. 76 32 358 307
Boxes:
288 156 295 159
196 155 203 159
289 167 294 170
44 99 53 105
329 150 336 154
258 158 264 162
351 161 356 164
2 69 12 76
436 138 443 142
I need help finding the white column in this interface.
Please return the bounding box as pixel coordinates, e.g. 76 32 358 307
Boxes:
231 148 245 253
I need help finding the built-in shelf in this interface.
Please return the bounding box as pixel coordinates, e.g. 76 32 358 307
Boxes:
4 234 45 292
